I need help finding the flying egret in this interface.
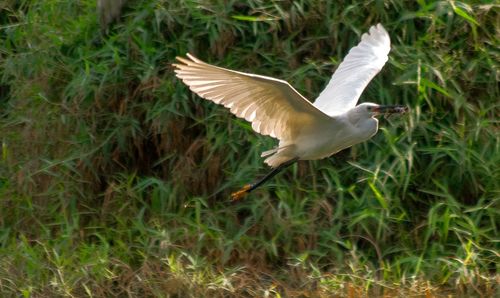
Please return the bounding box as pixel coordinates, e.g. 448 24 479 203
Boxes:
173 24 407 200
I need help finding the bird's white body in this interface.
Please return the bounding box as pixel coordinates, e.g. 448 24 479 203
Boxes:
266 105 379 166
174 24 395 168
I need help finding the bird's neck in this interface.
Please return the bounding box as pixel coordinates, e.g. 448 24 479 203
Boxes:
346 109 379 140
346 107 369 124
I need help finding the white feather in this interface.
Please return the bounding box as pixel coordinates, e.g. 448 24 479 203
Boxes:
173 54 331 142
313 24 391 116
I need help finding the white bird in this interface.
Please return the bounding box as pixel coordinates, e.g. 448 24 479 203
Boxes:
173 24 407 200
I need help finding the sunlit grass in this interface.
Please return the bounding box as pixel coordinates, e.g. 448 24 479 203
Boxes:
0 0 498 296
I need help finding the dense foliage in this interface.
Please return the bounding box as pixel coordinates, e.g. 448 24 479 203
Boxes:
0 0 498 296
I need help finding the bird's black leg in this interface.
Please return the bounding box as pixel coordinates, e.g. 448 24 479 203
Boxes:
231 157 299 201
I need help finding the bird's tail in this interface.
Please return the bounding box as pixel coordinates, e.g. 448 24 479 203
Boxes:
260 148 278 157
264 155 291 168
261 145 295 168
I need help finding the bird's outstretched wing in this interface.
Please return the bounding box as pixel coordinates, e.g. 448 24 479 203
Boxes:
173 54 331 141
313 24 391 116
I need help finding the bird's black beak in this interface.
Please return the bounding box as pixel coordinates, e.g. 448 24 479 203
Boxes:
373 105 408 115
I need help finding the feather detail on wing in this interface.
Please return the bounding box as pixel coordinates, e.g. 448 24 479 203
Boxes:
173 53 330 141
313 24 391 116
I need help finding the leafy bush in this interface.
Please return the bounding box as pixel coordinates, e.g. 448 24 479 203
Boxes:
0 0 498 296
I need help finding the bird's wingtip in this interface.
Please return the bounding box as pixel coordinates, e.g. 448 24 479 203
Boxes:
365 23 389 44
374 23 388 34
175 56 192 65
186 53 203 63
174 53 203 65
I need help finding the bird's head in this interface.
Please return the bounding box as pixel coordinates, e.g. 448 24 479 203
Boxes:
357 102 408 118
347 103 408 135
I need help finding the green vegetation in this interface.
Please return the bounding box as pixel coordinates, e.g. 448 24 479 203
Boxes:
0 0 498 296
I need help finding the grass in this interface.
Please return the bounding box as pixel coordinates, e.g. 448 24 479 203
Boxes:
0 0 499 296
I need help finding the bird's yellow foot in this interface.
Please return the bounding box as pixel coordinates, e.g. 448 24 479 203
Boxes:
231 184 252 201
